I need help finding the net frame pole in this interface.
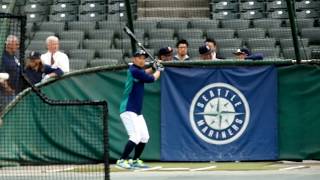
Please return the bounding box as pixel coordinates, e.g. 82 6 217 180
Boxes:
125 0 137 54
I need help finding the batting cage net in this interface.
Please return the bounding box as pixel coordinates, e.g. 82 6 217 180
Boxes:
0 14 109 180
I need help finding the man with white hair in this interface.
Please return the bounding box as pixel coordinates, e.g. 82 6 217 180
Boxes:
41 36 69 73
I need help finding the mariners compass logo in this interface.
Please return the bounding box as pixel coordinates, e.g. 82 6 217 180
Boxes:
189 83 250 145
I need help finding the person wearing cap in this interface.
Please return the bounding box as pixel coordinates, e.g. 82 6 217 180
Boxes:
117 50 163 169
205 38 225 60
173 39 190 61
24 51 64 85
199 45 213 60
233 48 264 60
158 47 173 61
41 36 69 73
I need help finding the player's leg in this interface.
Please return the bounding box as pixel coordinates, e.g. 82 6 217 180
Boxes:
132 114 149 168
117 112 141 169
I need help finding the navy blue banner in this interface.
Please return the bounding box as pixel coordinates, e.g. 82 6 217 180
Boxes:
161 66 278 161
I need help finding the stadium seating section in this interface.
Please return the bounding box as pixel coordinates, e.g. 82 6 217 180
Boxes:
2 0 319 70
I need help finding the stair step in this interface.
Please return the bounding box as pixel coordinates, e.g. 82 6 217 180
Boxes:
138 7 209 18
138 0 209 8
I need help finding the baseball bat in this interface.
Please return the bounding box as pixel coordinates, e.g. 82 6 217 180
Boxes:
123 26 158 63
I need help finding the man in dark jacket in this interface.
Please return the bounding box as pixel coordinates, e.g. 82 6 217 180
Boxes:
233 48 264 60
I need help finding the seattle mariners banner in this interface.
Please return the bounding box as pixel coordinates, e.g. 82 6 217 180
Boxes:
161 66 278 161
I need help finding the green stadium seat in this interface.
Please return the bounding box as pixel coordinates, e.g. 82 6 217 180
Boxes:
50 3 78 14
252 18 283 29
148 39 176 50
240 10 265 19
59 40 80 53
49 13 77 22
83 39 112 50
38 22 66 35
187 48 200 59
251 47 281 58
26 13 47 22
221 19 250 30
285 18 314 33
237 28 266 41
206 29 235 39
33 31 56 40
158 20 189 31
211 11 238 20
301 28 320 44
114 39 133 49
266 0 287 11
177 29 204 40
268 28 292 42
97 21 126 37
211 1 238 12
133 20 158 32
97 49 124 60
69 58 88 71
280 38 309 49
88 29 114 40
107 13 128 21
53 0 79 4
240 1 264 11
189 19 220 29
27 40 47 51
79 12 106 21
296 0 319 10
81 0 106 4
67 21 96 36
148 29 175 39
89 58 119 67
247 38 276 48
296 9 319 19
68 49 95 60
121 29 144 40
282 47 311 59
79 3 106 14
215 38 243 48
268 10 289 19
218 48 236 58
24 3 48 13
28 0 53 5
187 39 206 48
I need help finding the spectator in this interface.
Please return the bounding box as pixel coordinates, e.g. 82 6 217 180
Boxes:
41 36 69 73
25 51 63 85
158 47 173 61
205 38 225 60
173 39 190 61
199 45 213 60
1 35 23 95
233 48 264 60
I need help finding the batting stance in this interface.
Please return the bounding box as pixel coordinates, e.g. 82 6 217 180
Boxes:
117 50 164 169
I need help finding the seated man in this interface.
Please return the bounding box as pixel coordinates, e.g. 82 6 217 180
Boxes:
233 48 264 60
199 45 213 60
173 39 190 61
158 47 173 61
25 51 63 85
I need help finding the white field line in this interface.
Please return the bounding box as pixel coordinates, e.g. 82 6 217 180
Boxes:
44 167 76 173
279 165 307 171
158 167 190 171
133 166 162 172
190 165 217 171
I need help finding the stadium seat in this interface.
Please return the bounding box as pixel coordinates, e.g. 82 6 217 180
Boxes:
81 0 106 4
280 38 309 49
247 38 276 48
68 49 95 60
53 0 79 4
251 47 280 58
148 29 175 39
218 48 237 58
121 29 145 40
59 40 80 53
27 40 47 51
114 39 133 49
79 3 106 14
252 18 283 29
215 38 243 48
266 0 287 11
28 0 53 5
206 29 235 39
38 22 66 35
268 28 292 41
240 10 265 19
133 20 158 32
26 13 47 23
97 21 126 36
89 58 119 67
296 0 319 10
177 29 204 40
268 10 289 19
59 30 85 44
284 18 314 32
237 28 266 41
0 2 10 13
187 48 200 59
239 1 264 11
107 12 128 21
187 39 206 48
282 47 311 59
25 22 34 39
108 2 126 13
301 28 320 44
83 39 112 50
158 20 189 31
69 58 88 71
33 31 56 40
148 39 176 50
97 49 124 60
189 19 220 29
88 29 114 40
211 1 238 12
296 9 319 19
50 3 78 14
67 21 96 36
211 11 238 19
24 3 48 13
79 12 106 21
221 19 250 30
49 13 77 22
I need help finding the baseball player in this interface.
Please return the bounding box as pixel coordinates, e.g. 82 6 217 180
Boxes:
117 50 164 169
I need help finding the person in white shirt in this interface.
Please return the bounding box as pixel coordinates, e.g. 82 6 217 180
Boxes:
41 36 69 73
